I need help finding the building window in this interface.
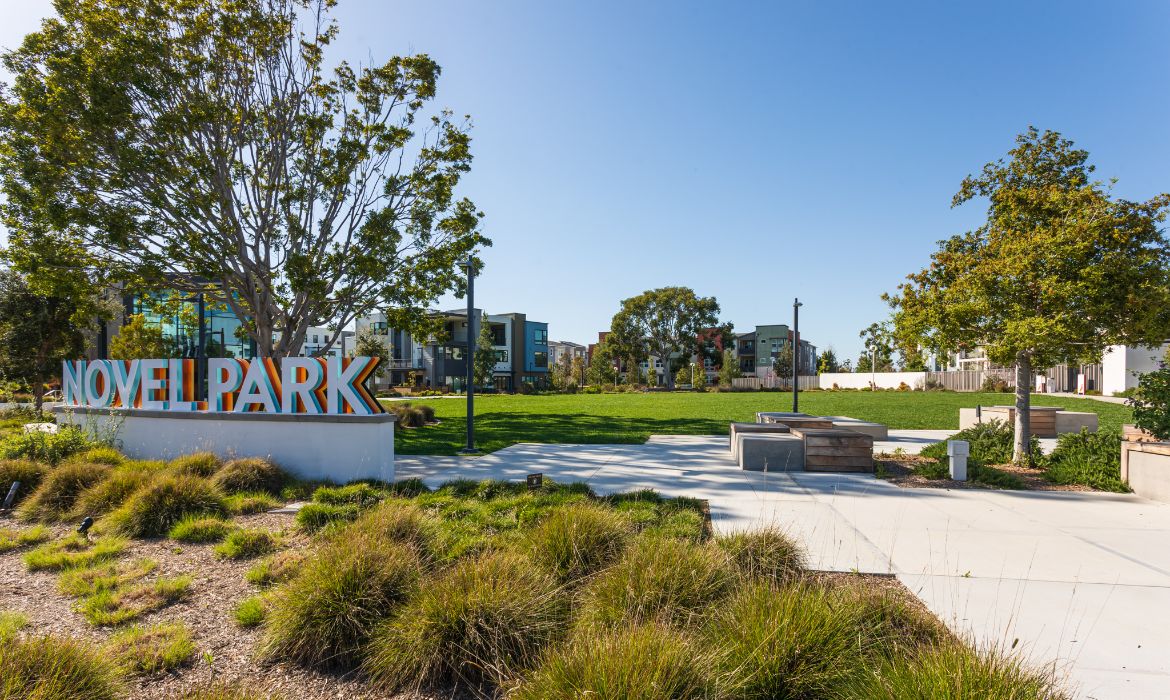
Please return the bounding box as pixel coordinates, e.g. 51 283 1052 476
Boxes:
490 323 507 346
495 350 509 363
534 351 548 368
444 346 464 361
533 329 548 344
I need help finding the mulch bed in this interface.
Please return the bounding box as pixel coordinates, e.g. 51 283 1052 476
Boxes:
873 454 1090 492
0 512 454 700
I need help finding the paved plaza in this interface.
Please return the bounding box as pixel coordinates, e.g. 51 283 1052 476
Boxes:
397 431 1170 700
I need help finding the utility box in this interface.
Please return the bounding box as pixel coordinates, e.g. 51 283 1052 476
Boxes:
947 440 969 481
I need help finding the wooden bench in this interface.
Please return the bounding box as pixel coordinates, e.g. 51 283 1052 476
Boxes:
790 427 874 472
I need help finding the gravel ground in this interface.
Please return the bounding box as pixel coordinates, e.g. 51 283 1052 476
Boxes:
0 512 456 700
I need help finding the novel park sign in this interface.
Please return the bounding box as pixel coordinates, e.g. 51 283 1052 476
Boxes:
61 357 383 415
54 357 395 483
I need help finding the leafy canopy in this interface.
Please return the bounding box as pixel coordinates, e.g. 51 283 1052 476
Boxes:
0 0 488 357
609 287 720 390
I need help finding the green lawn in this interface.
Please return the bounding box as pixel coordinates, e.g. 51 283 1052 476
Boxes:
392 391 1133 456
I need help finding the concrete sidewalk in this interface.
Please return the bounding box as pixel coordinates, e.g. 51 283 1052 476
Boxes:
396 434 1170 699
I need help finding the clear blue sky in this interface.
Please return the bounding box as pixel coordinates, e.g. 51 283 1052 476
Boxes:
3 1 1168 362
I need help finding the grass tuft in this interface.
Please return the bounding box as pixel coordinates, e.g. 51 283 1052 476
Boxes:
212 457 287 495
105 621 195 674
224 491 280 515
106 474 226 538
79 575 192 625
260 539 422 670
514 624 712 700
70 468 151 518
0 459 47 505
24 534 126 571
167 452 222 478
17 461 110 522
364 550 566 692
526 502 630 582
0 611 28 642
294 502 360 532
717 527 806 583
68 447 125 467
173 682 283 700
0 525 51 553
169 516 235 543
577 536 734 630
58 558 157 597
0 633 124 699
214 528 279 560
245 551 305 587
233 595 267 628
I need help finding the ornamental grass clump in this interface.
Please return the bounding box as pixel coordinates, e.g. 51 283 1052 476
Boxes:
294 502 360 532
167 452 222 478
70 468 151 518
514 624 713 700
105 622 195 674
526 502 630 582
245 551 305 587
107 474 226 538
233 596 267 628
0 459 46 506
364 551 566 693
850 640 1069 699
212 457 287 495
0 633 125 699
175 682 282 700
24 534 126 571
68 446 125 467
577 536 735 630
260 539 422 670
335 501 436 557
17 461 110 521
168 516 235 543
214 528 279 560
717 526 807 584
79 575 192 626
224 491 280 515
0 525 50 553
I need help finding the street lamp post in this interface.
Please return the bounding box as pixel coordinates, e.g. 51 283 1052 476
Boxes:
690 361 696 389
460 257 479 455
792 298 802 412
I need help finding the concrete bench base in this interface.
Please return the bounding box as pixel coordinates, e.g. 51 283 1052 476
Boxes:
822 416 889 440
737 434 805 472
730 422 791 462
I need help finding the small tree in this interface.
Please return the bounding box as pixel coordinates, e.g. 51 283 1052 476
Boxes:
625 358 642 386
571 355 586 387
551 351 574 391
587 339 617 385
473 314 496 390
0 270 86 411
609 287 721 390
108 314 175 361
674 365 690 388
773 345 794 380
889 128 1170 463
719 348 741 387
354 326 390 381
816 348 840 374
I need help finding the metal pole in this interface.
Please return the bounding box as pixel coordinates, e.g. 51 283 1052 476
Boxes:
196 292 206 401
461 257 478 454
792 298 802 411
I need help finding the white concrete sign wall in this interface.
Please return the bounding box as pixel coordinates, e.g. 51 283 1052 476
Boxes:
819 371 927 390
54 407 396 483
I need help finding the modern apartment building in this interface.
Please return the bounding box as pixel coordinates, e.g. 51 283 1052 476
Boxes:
355 309 549 392
548 340 588 367
734 324 816 378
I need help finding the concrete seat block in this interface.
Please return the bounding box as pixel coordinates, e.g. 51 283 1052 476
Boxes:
821 416 889 440
730 422 792 460
1055 411 1098 434
737 434 805 472
755 411 810 424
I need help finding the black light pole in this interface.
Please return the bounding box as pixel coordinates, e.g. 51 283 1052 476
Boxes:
196 291 207 400
460 257 479 455
792 298 802 412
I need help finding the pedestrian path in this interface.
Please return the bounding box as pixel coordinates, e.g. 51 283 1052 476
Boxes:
396 434 1170 699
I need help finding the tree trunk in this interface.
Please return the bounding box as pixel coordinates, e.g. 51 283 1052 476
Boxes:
1013 352 1032 465
32 374 45 415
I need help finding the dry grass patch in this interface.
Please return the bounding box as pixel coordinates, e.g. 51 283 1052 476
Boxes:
105 621 195 674
79 574 192 625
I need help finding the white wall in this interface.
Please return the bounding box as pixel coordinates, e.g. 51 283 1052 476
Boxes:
820 371 927 390
1102 344 1168 396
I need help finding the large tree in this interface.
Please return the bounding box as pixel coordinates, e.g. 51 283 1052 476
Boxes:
888 128 1170 463
609 287 720 390
0 269 86 411
0 0 487 358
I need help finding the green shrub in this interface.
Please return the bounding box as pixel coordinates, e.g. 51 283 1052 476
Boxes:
0 525 50 553
0 633 124 699
58 558 157 597
260 540 422 670
174 682 282 700
708 581 870 697
24 535 126 571
233 596 267 628
224 491 279 515
850 640 1069 699
105 622 195 674
717 527 806 583
169 516 235 543
79 575 192 625
364 551 566 692
577 537 734 630
0 459 46 506
1045 429 1127 492
294 502 360 532
0 611 27 642
70 468 150 518
526 502 630 582
245 551 306 587
0 426 94 464
416 404 437 423
336 501 435 555
68 447 125 467
921 420 1041 467
212 457 287 495
167 452 222 477
17 462 110 521
312 482 385 507
214 529 279 560
106 474 226 538
391 404 428 428
514 624 712 700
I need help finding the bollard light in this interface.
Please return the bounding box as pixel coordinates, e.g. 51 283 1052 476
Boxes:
947 440 969 481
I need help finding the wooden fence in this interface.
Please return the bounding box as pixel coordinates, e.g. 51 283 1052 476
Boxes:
731 376 820 391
